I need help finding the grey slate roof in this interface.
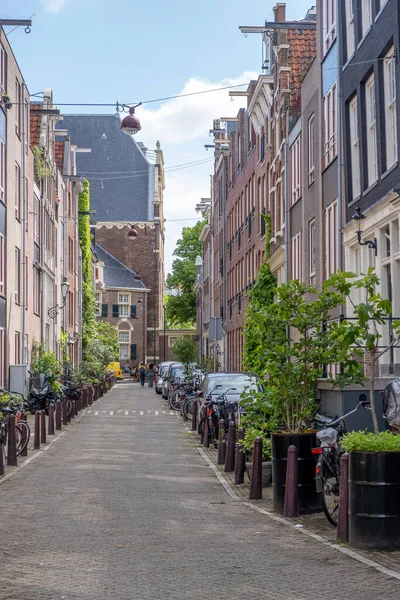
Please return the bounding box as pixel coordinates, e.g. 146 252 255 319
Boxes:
58 115 153 222
95 245 146 290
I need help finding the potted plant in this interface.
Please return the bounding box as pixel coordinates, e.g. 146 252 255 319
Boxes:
241 427 272 486
342 431 400 549
253 279 365 514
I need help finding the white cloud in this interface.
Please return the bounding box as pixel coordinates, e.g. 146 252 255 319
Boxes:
40 0 65 13
135 71 259 276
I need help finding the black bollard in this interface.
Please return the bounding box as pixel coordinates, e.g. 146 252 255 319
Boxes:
191 399 197 431
0 443 4 475
71 400 76 419
40 410 46 445
62 398 68 427
235 428 246 485
74 398 78 417
20 410 28 457
337 453 349 543
249 437 263 500
203 416 209 448
284 445 299 518
34 411 40 449
217 419 226 465
55 400 62 431
224 421 236 473
48 403 55 436
7 414 17 466
67 398 72 423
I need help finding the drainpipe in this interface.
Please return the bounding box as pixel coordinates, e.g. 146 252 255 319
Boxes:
336 0 344 277
21 85 27 364
284 139 290 283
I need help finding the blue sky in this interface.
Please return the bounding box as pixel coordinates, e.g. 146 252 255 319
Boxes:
1 0 313 271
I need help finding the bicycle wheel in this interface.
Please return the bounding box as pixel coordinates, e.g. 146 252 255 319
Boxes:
16 421 30 456
183 397 194 420
319 453 341 527
169 391 184 412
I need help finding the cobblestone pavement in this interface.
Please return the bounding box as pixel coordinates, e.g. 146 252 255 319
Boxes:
0 383 398 599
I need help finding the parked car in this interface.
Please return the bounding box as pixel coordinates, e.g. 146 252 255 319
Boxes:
163 362 184 398
196 372 261 425
107 362 122 380
155 362 174 395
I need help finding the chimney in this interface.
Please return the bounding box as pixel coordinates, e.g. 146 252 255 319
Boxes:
273 3 286 23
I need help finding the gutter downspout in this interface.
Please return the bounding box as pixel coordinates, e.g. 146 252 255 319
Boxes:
284 139 290 284
336 0 344 279
21 85 27 364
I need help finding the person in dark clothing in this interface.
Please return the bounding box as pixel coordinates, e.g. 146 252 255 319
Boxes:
139 363 147 387
147 363 154 388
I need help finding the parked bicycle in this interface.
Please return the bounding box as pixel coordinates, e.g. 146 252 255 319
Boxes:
313 396 371 526
199 389 239 448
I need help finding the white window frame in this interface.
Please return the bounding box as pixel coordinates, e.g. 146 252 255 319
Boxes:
366 75 377 186
15 162 21 220
118 292 130 317
326 200 338 276
118 331 130 343
384 48 397 170
323 0 336 54
290 135 302 206
95 291 101 316
349 95 360 199
308 115 315 185
309 220 316 282
0 44 6 96
361 0 372 37
0 139 5 204
119 343 129 359
169 336 179 348
291 231 302 282
324 84 337 167
346 0 355 59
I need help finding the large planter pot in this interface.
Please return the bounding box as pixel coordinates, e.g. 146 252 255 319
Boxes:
349 451 400 550
272 432 319 515
246 461 272 487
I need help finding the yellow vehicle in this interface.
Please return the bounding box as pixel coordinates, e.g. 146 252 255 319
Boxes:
107 362 122 380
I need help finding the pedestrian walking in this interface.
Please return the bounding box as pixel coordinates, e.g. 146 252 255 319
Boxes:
139 363 147 387
147 363 154 388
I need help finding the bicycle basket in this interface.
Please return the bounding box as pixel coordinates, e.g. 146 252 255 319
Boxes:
382 378 400 428
316 427 338 445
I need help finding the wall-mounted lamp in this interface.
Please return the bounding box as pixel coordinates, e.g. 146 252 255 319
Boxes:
134 273 142 281
351 206 377 256
138 297 143 304
128 225 138 239
48 280 70 320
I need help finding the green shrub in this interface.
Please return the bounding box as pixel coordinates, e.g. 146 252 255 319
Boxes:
341 430 400 452
241 427 272 461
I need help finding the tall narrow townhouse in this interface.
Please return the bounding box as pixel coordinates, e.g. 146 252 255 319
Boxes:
0 26 37 386
341 0 400 381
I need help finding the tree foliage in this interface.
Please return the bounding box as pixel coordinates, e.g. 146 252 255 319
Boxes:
78 180 97 353
166 220 205 327
172 336 198 373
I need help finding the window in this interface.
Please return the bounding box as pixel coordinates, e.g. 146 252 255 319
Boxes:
309 220 316 283
0 138 5 204
15 332 20 365
324 84 337 166
345 0 355 59
349 96 360 199
291 135 302 205
0 234 4 296
68 237 74 273
34 192 40 245
0 44 7 95
291 231 302 282
260 130 265 162
118 292 130 316
15 162 21 220
119 331 129 359
15 247 20 305
169 336 179 347
326 200 338 276
308 115 315 185
384 48 397 170
68 290 74 327
15 79 22 137
361 0 372 37
95 292 101 316
323 0 336 54
33 265 41 315
366 75 377 186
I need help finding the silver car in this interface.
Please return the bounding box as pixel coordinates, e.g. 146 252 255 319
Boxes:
155 362 174 395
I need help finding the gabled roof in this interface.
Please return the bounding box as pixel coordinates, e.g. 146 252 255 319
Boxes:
95 244 146 290
58 115 153 222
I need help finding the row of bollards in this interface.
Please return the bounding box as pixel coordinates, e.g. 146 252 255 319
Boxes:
0 376 116 477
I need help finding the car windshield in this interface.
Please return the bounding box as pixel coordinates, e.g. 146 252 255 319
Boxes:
206 375 258 395
171 366 183 378
159 366 168 377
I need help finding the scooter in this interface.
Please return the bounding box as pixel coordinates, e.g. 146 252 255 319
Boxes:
28 373 54 413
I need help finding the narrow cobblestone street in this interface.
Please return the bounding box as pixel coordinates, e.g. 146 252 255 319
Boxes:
0 382 398 599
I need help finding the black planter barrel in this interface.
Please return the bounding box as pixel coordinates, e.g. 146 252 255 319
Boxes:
349 451 400 550
272 432 320 515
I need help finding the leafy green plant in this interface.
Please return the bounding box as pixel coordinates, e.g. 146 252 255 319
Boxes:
241 427 272 461
342 430 400 452
172 336 197 376
32 146 52 182
78 180 97 352
30 342 61 393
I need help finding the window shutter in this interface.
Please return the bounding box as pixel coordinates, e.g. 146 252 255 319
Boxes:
130 344 137 360
101 303 108 317
112 304 119 317
130 305 137 318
